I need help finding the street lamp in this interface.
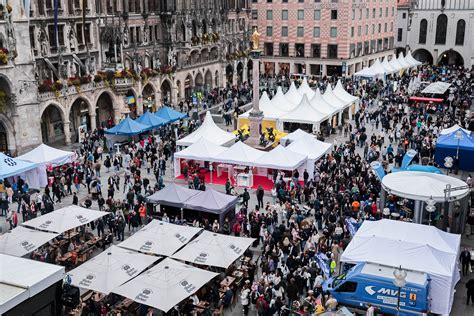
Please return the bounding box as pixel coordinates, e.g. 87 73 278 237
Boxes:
443 156 453 174
425 195 436 226
454 130 464 160
393 266 407 316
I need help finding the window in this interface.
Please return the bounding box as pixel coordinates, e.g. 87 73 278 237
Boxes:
385 7 388 17
266 10 273 20
251 10 258 19
392 7 394 16
365 25 368 35
331 10 337 20
336 281 358 293
350 43 356 57
364 41 369 55
435 14 447 44
84 23 91 44
372 24 375 34
384 23 387 32
264 43 273 56
357 26 361 36
397 28 403 42
313 27 320 38
378 24 381 33
419 19 427 44
76 23 84 44
402 12 406 19
295 44 305 57
297 10 304 20
455 19 465 45
330 27 337 37
281 10 288 20
280 43 289 57
350 27 354 37
327 44 338 58
311 44 321 58
372 8 375 18
48 24 65 47
314 10 320 20
390 22 393 32
366 8 369 18
352 9 355 20
298 0 304 2
297 27 304 37
267 0 272 2
266 26 273 36
281 26 288 37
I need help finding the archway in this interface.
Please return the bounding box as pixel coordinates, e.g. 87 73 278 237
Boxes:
142 83 156 112
0 122 9 153
176 80 182 100
201 48 209 63
438 50 464 67
125 89 137 118
226 64 234 86
184 74 194 98
195 72 204 92
214 70 219 87
96 92 115 128
413 49 433 65
247 59 253 82
41 104 65 144
236 62 244 85
204 70 212 90
161 79 172 105
0 76 14 153
69 97 91 143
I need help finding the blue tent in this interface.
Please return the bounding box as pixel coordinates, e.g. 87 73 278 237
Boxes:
136 111 168 129
0 153 38 179
104 117 150 135
155 106 187 123
435 128 474 171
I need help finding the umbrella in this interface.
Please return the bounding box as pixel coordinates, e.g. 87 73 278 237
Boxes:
0 226 59 257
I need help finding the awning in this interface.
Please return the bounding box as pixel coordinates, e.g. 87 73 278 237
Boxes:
421 81 451 94
0 226 59 257
16 144 76 167
409 96 444 103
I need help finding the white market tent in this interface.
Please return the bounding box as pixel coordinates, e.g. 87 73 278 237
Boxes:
254 145 307 171
174 137 226 162
22 205 108 233
171 230 255 268
334 80 359 105
405 51 422 67
369 58 387 76
397 52 411 69
214 141 265 167
322 85 348 112
68 245 159 294
240 90 288 121
272 86 297 112
117 220 202 257
381 56 397 74
421 81 451 95
381 171 469 202
0 226 59 257
341 219 461 315
0 253 64 315
439 124 471 136
297 77 315 99
284 81 303 105
279 94 329 129
17 144 76 167
354 66 376 78
287 135 332 177
280 129 315 146
310 88 339 117
0 152 47 189
259 91 271 106
113 257 218 313
389 54 403 71
176 111 236 147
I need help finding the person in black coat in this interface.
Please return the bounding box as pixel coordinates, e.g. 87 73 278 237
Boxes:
460 248 472 276
256 185 264 208
467 278 474 305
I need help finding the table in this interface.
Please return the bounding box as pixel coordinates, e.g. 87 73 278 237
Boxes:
217 164 233 177
58 252 73 263
115 298 134 310
220 276 236 288
237 173 253 187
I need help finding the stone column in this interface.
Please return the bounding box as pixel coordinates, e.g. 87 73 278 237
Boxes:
289 62 295 74
63 121 71 145
154 90 161 111
232 60 238 85
171 85 178 105
321 64 327 77
246 50 264 147
89 113 97 131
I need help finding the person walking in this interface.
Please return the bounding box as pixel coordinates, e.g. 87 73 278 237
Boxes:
466 278 474 305
256 185 264 209
241 188 250 208
460 248 471 276
240 283 251 315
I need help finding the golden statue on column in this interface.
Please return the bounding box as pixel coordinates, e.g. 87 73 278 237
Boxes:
251 28 261 51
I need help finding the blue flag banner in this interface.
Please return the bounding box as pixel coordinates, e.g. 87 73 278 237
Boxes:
345 218 360 237
401 149 417 169
370 161 385 181
315 253 330 278
54 0 59 46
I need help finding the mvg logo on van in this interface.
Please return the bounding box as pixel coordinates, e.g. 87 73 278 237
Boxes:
365 286 406 298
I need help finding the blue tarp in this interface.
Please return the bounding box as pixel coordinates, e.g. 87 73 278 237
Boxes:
0 153 38 179
435 128 474 171
155 106 187 123
104 117 150 135
136 111 168 129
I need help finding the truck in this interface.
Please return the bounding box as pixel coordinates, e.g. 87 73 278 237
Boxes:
322 263 430 315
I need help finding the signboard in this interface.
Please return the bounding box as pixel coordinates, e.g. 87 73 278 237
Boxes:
342 62 347 73
78 124 87 143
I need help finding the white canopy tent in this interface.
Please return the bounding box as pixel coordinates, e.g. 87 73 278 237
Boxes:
0 226 59 257
310 88 339 117
354 66 377 78
381 56 397 74
117 220 202 256
284 81 303 105
272 86 297 112
333 80 359 119
22 205 108 233
397 52 411 69
0 253 64 315
279 94 329 130
389 54 403 71
369 58 387 76
240 92 288 121
287 135 332 177
172 230 255 268
113 257 218 313
297 77 315 99
176 111 236 147
214 141 265 167
259 91 271 107
280 129 315 146
68 245 159 294
322 86 349 125
341 219 460 315
405 51 422 67
421 81 451 95
174 137 227 162
439 124 471 136
17 144 76 167
254 145 307 171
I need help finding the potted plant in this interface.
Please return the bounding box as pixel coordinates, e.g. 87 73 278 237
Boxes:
0 48 9 65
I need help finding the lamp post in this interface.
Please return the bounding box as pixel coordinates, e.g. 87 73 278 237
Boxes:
443 156 453 175
393 266 407 316
425 195 436 226
454 130 464 174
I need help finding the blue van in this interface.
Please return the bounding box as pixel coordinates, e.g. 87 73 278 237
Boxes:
322 263 429 315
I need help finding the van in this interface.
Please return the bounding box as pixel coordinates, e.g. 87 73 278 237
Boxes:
322 263 429 315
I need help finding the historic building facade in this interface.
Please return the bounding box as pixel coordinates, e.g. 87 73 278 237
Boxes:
396 0 473 68
0 0 249 154
249 0 397 77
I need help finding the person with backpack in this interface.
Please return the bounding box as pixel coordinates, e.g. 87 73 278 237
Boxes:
255 294 269 316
